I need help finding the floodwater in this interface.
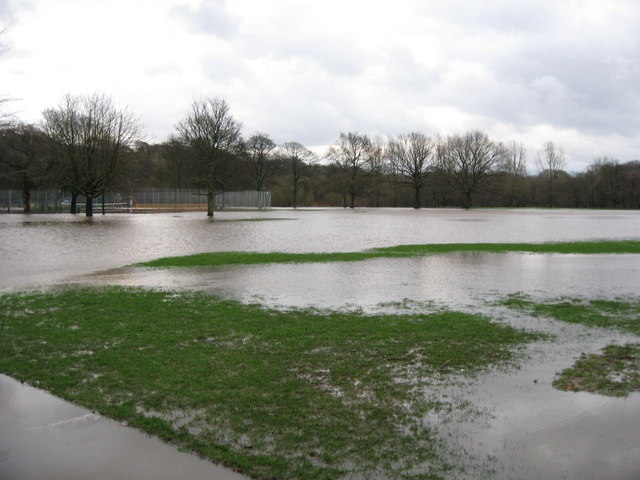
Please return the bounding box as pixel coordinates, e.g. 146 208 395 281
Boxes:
0 374 250 480
1 208 639 479
1 207 639 290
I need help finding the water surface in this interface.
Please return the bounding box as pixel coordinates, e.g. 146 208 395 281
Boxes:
1 208 638 289
1 208 639 479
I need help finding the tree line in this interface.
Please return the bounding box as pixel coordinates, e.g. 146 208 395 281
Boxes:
1 93 639 216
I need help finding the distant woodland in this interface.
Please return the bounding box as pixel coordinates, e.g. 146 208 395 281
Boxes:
1 94 639 214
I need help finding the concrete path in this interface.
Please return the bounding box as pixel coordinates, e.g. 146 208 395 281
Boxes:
0 374 250 480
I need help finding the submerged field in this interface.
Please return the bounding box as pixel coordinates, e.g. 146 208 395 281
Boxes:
0 287 540 479
1 285 639 478
1 209 640 479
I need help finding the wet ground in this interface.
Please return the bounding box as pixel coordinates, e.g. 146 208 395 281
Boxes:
0 374 249 480
1 208 640 479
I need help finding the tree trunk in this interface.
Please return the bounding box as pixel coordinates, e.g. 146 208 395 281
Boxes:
207 191 214 217
85 195 94 217
70 191 79 214
102 195 106 215
22 189 32 214
292 183 298 209
392 174 398 208
463 191 472 209
349 192 356 209
413 186 421 209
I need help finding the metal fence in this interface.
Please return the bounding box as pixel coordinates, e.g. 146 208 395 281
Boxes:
0 188 271 213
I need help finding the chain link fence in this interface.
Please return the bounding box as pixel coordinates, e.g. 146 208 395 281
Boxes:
0 188 271 213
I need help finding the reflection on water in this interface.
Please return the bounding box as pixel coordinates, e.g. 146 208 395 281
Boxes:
1 207 640 289
1 208 640 479
433 343 640 480
78 253 640 311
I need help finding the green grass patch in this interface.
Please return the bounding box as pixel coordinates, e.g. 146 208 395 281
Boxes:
139 251 385 268
0 287 539 479
554 344 640 397
137 240 640 268
500 294 640 335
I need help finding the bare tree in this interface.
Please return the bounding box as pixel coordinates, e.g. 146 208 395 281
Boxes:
502 140 527 206
246 132 277 191
503 140 527 176
280 141 317 208
536 141 566 207
326 132 376 209
367 136 386 207
42 93 141 216
176 97 243 217
439 130 504 209
387 132 434 209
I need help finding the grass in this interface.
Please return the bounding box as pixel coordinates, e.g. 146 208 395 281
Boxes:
554 344 640 397
0 287 540 480
137 240 640 268
500 294 640 335
501 294 640 396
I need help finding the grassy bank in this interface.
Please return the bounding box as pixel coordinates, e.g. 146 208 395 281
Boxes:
0 287 539 479
138 240 640 268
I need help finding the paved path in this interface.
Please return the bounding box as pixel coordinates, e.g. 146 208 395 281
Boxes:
0 374 250 480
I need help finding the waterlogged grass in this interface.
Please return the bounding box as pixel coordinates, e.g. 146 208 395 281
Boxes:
501 294 640 396
379 240 640 255
554 344 640 397
501 294 640 335
138 240 640 268
140 251 386 268
0 287 540 480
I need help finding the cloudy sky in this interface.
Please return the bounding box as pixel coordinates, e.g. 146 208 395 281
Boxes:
1 0 639 171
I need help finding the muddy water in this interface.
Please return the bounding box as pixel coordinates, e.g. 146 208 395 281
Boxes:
1 207 639 289
78 253 640 310
421 308 640 480
1 208 640 479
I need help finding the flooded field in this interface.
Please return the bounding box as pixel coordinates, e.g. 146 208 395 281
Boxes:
1 207 639 289
1 208 639 479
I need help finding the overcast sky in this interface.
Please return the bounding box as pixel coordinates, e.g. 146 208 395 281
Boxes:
2 0 639 172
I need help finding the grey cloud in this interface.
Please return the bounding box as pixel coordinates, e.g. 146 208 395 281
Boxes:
0 0 26 20
172 1 236 38
200 51 249 81
291 38 368 77
418 0 561 34
244 92 356 147
487 38 640 135
379 48 443 93
240 32 369 77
